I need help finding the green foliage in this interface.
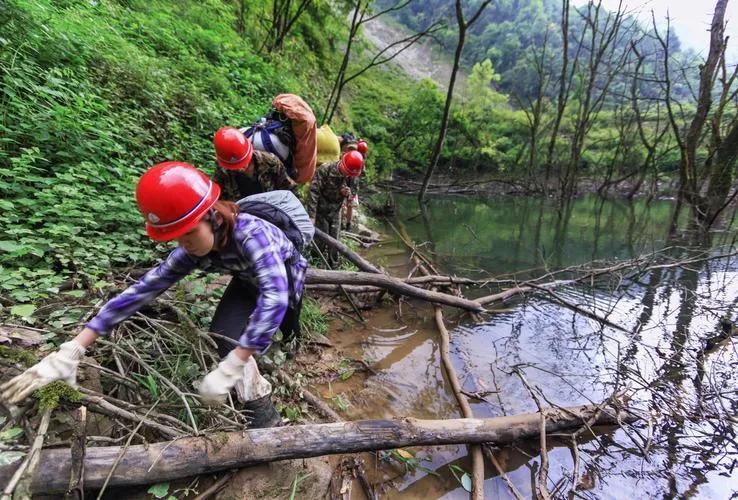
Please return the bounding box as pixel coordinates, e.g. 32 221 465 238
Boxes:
448 464 472 492
289 472 314 500
0 427 24 442
331 392 350 411
385 79 444 172
281 403 304 422
0 345 38 366
0 0 331 303
9 304 36 319
35 380 82 410
135 373 160 399
147 482 171 499
337 358 355 381
385 448 438 476
0 0 433 308
299 295 328 339
454 59 527 171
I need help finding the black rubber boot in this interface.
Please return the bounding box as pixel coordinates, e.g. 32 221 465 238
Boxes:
243 394 282 428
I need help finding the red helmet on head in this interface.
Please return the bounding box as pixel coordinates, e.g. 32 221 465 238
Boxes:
357 140 368 155
338 150 364 178
214 127 253 170
136 162 221 242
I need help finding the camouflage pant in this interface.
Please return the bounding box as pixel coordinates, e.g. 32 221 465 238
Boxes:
315 209 341 268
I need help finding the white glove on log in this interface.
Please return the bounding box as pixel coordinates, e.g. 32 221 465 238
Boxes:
1 340 86 404
198 350 247 404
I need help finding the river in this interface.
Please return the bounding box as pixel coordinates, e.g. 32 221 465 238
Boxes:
315 193 738 499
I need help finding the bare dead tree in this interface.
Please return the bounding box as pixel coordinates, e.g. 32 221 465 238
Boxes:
651 0 738 230
514 27 553 185
624 39 671 199
545 0 571 189
703 43 738 226
418 0 493 204
543 0 590 191
262 0 314 53
560 0 632 200
596 98 635 196
322 0 439 125
681 0 728 211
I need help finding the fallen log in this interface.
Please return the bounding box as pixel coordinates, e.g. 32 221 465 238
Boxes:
306 269 484 312
0 405 638 492
306 284 383 294
476 280 571 306
405 242 485 498
314 228 382 274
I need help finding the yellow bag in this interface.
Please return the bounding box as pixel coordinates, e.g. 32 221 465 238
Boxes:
316 124 341 166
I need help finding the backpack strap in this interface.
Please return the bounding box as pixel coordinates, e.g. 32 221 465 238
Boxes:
244 121 290 164
258 123 288 163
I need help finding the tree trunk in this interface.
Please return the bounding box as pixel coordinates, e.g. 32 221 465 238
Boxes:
704 118 738 226
418 0 467 204
545 0 570 189
322 2 363 124
679 0 728 209
305 269 484 311
314 227 382 274
0 406 637 493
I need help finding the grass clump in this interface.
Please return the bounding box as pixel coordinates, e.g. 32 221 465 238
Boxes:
300 296 328 339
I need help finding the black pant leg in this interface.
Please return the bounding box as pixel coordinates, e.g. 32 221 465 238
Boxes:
209 277 258 359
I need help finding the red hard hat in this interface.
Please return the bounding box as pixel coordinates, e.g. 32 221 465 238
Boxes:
338 150 364 178
214 127 253 170
136 162 221 242
357 140 368 154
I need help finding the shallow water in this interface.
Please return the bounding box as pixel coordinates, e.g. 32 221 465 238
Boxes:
317 194 738 499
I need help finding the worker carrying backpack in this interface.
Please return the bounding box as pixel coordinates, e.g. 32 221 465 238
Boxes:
242 94 317 184
236 190 314 252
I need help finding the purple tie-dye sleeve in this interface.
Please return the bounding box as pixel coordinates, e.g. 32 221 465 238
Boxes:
237 222 290 353
86 247 198 335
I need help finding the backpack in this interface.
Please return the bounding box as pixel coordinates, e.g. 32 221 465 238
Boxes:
242 94 317 185
241 109 295 172
236 190 314 252
316 124 341 166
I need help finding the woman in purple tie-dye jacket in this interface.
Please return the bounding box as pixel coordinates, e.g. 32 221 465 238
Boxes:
1 162 308 428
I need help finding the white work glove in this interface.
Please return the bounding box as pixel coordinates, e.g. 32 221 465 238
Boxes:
234 357 272 403
1 340 86 405
198 350 247 404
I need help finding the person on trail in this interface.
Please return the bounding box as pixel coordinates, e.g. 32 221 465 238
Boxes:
307 150 364 267
0 162 311 429
356 139 368 157
217 93 317 196
339 136 368 231
213 126 297 200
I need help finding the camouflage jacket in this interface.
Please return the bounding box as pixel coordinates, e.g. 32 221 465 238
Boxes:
306 161 357 217
213 150 296 201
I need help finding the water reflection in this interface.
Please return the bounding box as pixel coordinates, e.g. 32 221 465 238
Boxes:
394 194 679 278
321 194 738 498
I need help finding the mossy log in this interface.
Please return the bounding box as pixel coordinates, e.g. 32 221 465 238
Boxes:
0 404 637 493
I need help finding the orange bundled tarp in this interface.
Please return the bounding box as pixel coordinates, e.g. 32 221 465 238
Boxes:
272 94 317 184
